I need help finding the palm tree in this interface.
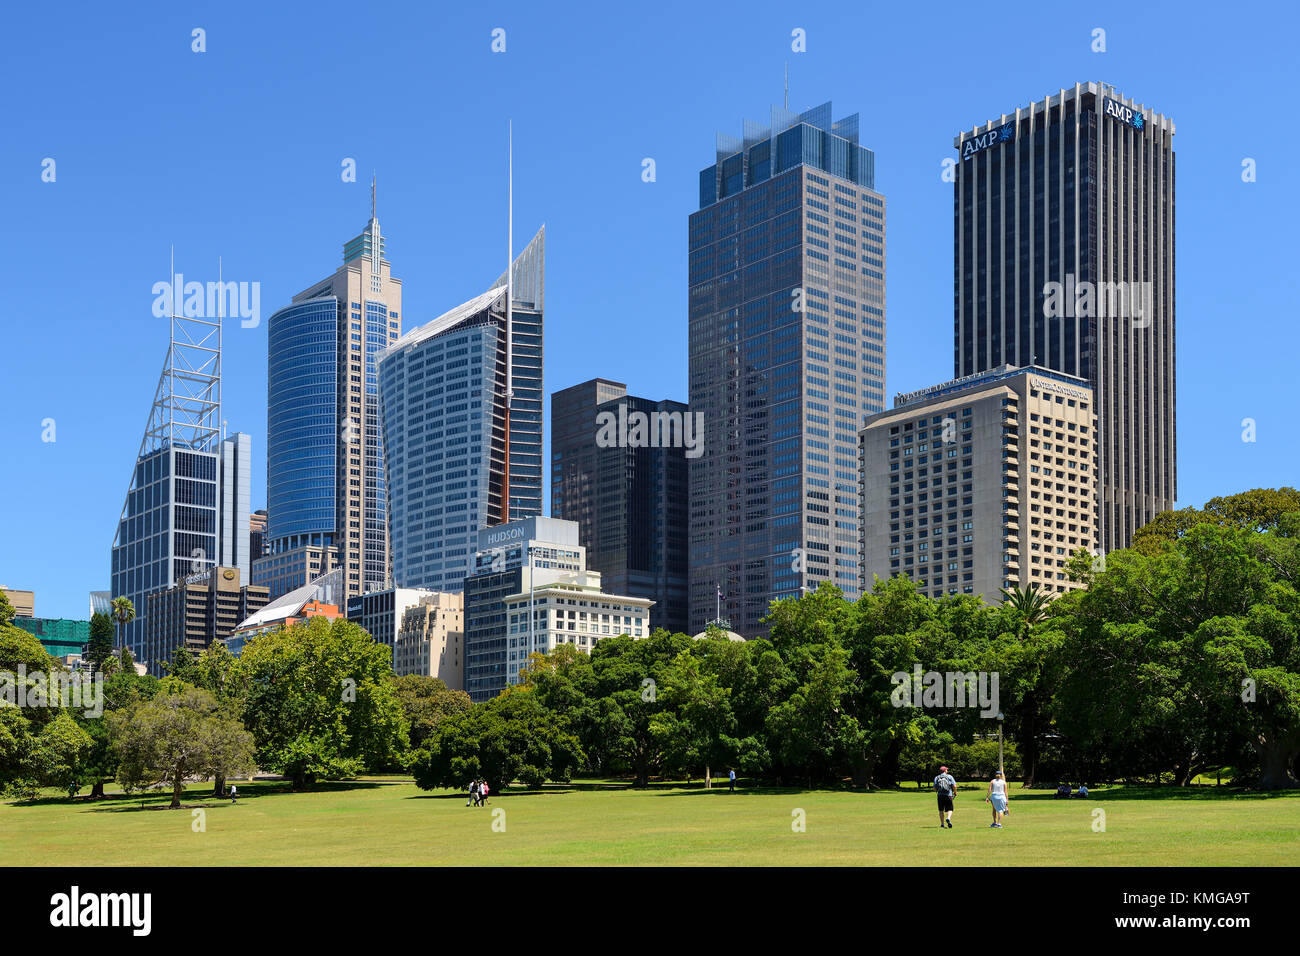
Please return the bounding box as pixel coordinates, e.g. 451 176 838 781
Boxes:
999 583 1052 641
110 596 135 653
998 584 1053 788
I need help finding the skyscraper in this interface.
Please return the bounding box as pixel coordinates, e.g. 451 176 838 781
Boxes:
689 102 885 635
112 269 249 663
259 186 402 600
953 82 1175 553
551 378 689 634
378 227 545 593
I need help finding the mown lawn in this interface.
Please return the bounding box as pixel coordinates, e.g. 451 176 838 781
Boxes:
3 778 1297 866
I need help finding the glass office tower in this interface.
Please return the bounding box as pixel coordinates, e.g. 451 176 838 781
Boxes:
111 299 249 669
689 102 885 635
551 379 689 635
379 227 545 593
954 82 1175 552
259 199 402 600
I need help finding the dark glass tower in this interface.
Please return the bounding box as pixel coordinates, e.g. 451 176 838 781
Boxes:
689 102 885 635
551 379 689 635
954 82 1175 553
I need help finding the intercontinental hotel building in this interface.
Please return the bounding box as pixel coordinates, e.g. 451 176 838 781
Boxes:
859 365 1097 603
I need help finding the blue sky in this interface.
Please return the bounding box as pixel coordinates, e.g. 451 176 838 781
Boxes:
2 0 1296 620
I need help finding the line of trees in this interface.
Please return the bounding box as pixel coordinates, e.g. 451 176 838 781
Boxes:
408 488 1300 793
4 488 1297 803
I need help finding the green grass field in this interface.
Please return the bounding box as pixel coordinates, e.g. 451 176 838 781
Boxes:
3 779 1297 866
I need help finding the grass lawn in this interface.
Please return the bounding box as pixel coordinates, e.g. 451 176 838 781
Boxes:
3 778 1297 866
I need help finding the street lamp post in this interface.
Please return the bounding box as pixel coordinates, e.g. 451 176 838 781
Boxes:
997 711 1005 779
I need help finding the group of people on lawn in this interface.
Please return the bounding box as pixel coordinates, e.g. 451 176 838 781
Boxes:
933 767 1090 828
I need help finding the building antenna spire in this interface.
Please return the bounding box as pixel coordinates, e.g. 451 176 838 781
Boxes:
502 120 514 525
371 172 376 221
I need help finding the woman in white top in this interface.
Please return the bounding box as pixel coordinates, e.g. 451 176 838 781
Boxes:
985 771 1009 828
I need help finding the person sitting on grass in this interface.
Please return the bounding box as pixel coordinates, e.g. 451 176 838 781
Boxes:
1056 782 1071 799
1076 783 1089 798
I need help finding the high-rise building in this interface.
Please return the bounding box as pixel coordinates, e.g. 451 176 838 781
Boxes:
260 185 402 602
953 82 1175 553
379 228 545 594
217 432 253 580
551 379 689 634
111 278 249 663
249 509 268 562
393 592 464 684
859 365 1097 604
689 101 885 635
144 566 269 670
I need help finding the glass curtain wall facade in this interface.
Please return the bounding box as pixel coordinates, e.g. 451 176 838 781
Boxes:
551 380 690 635
954 82 1175 553
379 228 546 594
689 102 885 635
112 446 220 657
260 209 402 600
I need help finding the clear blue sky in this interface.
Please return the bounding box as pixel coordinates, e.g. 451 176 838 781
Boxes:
2 0 1296 620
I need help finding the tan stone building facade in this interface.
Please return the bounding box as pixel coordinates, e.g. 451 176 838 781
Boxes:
393 592 464 686
859 365 1097 604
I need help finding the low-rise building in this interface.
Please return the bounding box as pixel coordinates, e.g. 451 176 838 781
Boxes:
393 592 464 684
144 567 270 673
1 587 35 618
227 568 344 654
10 617 89 659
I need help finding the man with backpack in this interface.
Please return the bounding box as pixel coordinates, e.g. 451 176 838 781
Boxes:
933 765 956 828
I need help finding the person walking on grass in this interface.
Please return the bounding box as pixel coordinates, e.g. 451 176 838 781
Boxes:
481 780 490 806
467 779 479 807
230 784 237 805
986 770 1009 827
729 769 736 793
934 765 956 828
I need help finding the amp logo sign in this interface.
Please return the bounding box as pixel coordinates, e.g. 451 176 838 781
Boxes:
961 121 1015 160
1102 97 1145 130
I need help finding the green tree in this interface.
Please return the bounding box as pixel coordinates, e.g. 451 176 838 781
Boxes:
109 683 254 809
393 674 472 752
87 612 115 672
34 711 95 798
79 668 160 799
236 617 408 789
1055 518 1300 788
998 583 1055 787
410 687 582 792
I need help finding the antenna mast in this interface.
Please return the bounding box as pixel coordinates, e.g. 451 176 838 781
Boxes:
502 120 514 525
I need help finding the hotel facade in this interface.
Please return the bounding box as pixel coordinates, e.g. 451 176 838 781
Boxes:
860 365 1097 603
